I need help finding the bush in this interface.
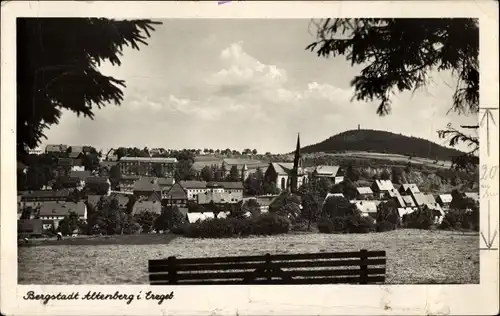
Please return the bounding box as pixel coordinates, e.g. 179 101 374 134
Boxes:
403 208 435 230
377 220 395 232
318 215 375 234
439 208 479 231
181 213 290 238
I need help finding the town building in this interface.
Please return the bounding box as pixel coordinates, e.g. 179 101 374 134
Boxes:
133 177 162 199
436 194 453 210
119 157 177 177
197 191 243 205
356 187 373 199
38 201 87 230
45 144 68 154
20 189 71 208
163 183 188 207
312 165 344 184
398 183 420 195
118 175 140 194
179 180 208 200
371 180 395 199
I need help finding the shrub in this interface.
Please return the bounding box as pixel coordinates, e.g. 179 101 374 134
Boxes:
181 213 290 238
403 208 435 230
439 208 479 231
318 215 375 234
377 220 395 232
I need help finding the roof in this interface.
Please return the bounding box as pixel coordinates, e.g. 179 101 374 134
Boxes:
373 180 395 191
411 192 428 206
357 187 373 195
464 192 480 202
58 176 80 185
158 177 175 187
220 182 244 190
39 202 86 217
69 170 92 181
402 195 416 207
438 194 453 204
180 180 207 189
132 201 162 215
187 212 214 223
85 176 109 184
148 192 162 202
255 195 279 207
69 152 82 158
69 146 84 153
398 207 415 217
354 201 378 214
392 193 406 208
21 189 70 199
165 183 188 200
314 165 340 176
400 184 420 194
120 157 177 163
270 162 294 176
121 175 140 181
133 177 161 192
45 144 68 152
424 194 437 205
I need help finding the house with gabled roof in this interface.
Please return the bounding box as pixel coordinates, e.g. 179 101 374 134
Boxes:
164 183 188 207
45 144 68 154
356 187 373 199
38 201 87 230
264 162 307 192
133 177 161 199
312 165 344 184
401 195 416 208
179 180 208 200
371 180 395 199
398 183 420 195
436 194 453 210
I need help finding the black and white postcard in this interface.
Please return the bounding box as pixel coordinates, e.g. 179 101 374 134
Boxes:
1 1 499 315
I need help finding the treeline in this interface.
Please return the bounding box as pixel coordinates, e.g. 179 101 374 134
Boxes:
300 129 464 162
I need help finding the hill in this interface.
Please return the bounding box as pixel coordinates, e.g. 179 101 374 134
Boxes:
300 129 464 162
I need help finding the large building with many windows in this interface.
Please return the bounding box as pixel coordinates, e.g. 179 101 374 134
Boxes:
119 157 177 177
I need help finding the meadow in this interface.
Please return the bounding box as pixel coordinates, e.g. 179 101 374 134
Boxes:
18 229 479 284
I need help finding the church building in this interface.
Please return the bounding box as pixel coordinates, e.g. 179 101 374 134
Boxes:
264 133 307 192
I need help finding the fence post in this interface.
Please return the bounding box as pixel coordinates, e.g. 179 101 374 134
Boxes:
359 249 368 284
168 256 177 284
265 253 272 282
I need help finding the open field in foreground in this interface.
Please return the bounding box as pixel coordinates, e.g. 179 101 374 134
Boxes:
18 229 479 284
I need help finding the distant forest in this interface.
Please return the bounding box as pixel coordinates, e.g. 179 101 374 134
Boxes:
300 129 464 161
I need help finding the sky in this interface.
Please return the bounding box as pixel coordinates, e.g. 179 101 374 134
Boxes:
41 19 477 154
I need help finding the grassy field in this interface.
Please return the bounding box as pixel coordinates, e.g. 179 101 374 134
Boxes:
18 229 479 284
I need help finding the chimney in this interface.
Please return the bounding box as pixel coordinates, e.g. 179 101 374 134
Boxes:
358 124 360 130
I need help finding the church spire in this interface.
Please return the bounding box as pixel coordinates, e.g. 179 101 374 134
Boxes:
291 133 301 193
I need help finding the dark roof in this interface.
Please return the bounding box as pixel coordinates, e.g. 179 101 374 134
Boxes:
180 180 207 189
158 177 175 186
46 144 68 152
133 177 161 192
39 202 86 217
58 176 81 186
69 152 82 158
165 183 188 200
206 182 223 188
148 192 162 202
70 170 92 181
220 182 244 190
86 176 109 184
99 161 119 168
73 158 83 166
21 189 70 199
